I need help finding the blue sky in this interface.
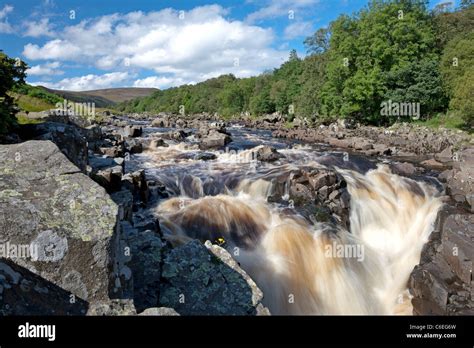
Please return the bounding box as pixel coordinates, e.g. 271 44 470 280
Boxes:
0 0 458 91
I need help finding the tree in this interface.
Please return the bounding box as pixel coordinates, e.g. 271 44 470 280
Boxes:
295 53 328 121
449 66 474 127
304 28 330 55
320 0 443 123
0 51 27 134
440 33 474 96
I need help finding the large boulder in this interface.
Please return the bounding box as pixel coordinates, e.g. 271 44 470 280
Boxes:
0 140 124 305
198 129 232 150
19 122 88 172
122 125 142 138
254 146 285 162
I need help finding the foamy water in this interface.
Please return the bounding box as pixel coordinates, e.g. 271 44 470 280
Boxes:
131 126 443 315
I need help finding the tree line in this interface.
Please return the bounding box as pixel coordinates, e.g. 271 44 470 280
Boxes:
117 0 473 128
1 0 473 135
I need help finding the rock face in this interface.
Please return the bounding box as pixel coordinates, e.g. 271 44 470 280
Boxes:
410 212 474 315
0 140 123 304
19 122 89 172
0 258 88 315
445 148 474 212
125 224 167 313
159 240 267 315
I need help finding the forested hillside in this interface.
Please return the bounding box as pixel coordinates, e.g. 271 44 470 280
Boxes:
117 0 473 127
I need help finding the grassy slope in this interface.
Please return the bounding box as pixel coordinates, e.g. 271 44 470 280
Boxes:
41 87 158 106
10 92 56 112
75 87 158 103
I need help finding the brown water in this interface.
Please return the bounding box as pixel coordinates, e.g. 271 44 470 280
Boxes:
130 125 443 315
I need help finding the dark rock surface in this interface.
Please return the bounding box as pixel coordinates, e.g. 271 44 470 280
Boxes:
410 212 474 315
159 240 267 315
0 258 89 315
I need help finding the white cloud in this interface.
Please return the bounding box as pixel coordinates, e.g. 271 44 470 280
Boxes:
133 76 187 89
27 61 63 76
0 4 14 33
284 21 313 39
30 71 131 91
246 0 319 23
23 5 288 90
23 18 55 37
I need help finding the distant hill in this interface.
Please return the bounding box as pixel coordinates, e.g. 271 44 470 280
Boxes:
40 87 158 107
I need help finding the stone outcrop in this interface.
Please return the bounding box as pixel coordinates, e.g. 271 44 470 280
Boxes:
19 122 89 172
0 140 124 305
158 240 268 315
410 213 473 315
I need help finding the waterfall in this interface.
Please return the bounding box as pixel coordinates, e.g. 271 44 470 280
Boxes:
155 165 442 315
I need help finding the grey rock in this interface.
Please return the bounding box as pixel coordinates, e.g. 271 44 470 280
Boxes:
255 146 284 162
391 162 417 176
198 130 232 150
0 258 88 315
125 139 143 154
159 240 262 315
20 122 88 172
194 152 217 161
441 214 474 284
0 140 122 304
87 299 137 316
127 225 167 312
409 210 474 315
204 241 270 314
110 190 133 223
90 165 123 193
123 125 142 138
139 307 180 316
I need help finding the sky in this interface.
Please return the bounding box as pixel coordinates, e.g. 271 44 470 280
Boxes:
0 0 458 91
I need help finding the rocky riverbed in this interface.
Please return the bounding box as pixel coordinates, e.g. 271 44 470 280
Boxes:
0 112 472 315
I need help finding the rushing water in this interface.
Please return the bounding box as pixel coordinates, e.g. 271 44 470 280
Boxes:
129 124 443 315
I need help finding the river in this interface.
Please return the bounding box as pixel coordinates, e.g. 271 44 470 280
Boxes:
127 123 443 315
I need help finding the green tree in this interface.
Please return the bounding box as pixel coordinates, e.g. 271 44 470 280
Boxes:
440 32 474 96
449 66 474 127
295 53 328 121
304 27 330 55
0 51 27 134
320 0 443 124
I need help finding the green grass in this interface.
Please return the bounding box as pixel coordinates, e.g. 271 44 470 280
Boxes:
414 112 468 131
16 114 44 125
10 92 56 112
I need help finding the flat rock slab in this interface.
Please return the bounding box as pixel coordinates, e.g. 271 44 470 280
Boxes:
0 140 120 303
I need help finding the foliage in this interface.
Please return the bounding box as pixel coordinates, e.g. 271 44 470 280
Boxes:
449 66 474 127
0 51 27 134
